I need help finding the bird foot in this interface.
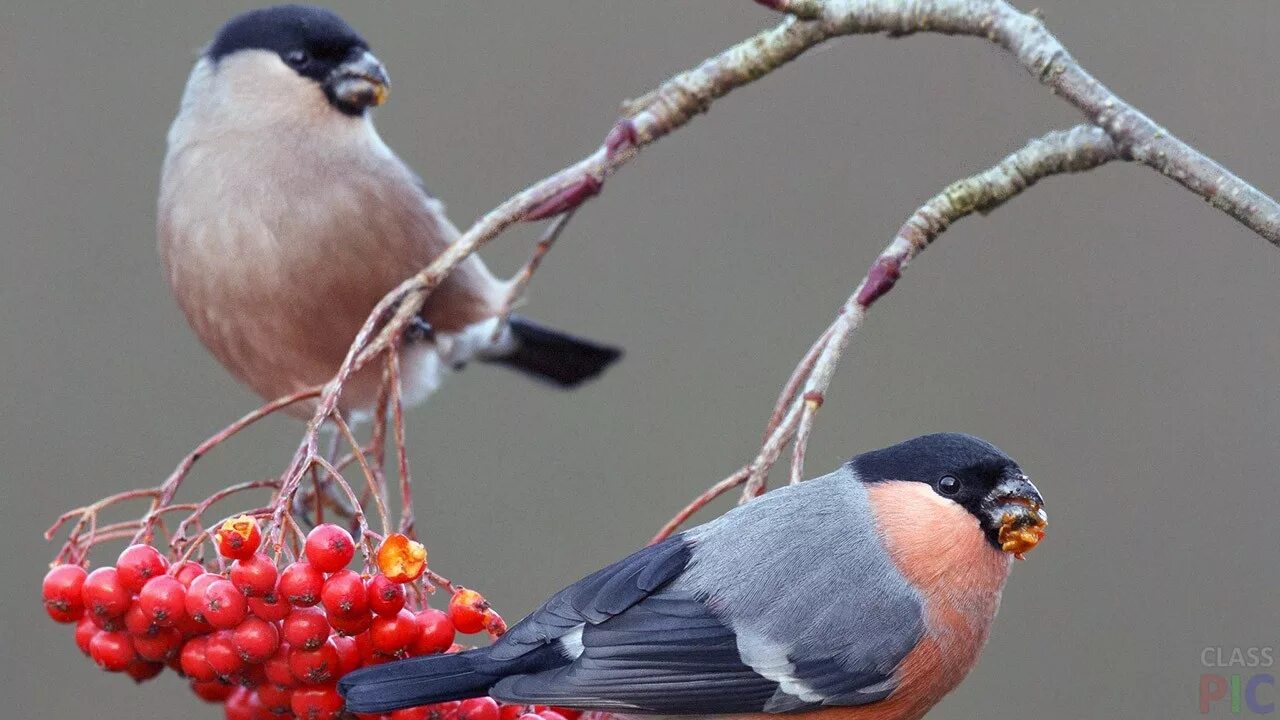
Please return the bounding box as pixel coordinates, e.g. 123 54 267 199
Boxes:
404 318 436 344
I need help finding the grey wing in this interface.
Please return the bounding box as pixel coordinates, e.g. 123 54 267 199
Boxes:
487 535 696 663
489 535 780 713
486 475 926 714
491 583 918 714
493 588 785 713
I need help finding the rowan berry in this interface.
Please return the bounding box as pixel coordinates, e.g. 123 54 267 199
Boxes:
185 572 223 624
233 616 281 663
206 630 246 677
289 640 341 685
448 589 488 634
138 574 188 627
126 658 165 683
331 633 361 674
74 614 97 656
116 544 169 593
371 609 418 656
217 515 263 561
320 569 368 619
89 630 135 672
230 553 278 597
367 573 406 616
172 560 207 587
190 678 235 703
376 533 427 583
279 561 325 607
83 566 132 621
225 686 262 720
201 579 249 630
125 602 159 636
133 626 182 662
411 608 456 655
263 642 296 687
179 635 218 682
247 591 290 623
328 609 374 636
42 564 87 623
457 697 500 720
257 682 294 714
283 606 331 650
304 524 355 573
291 685 344 720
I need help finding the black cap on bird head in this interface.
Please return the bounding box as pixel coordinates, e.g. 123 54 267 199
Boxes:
207 5 389 115
850 433 1047 557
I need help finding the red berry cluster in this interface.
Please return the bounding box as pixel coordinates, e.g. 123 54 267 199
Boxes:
41 522 511 720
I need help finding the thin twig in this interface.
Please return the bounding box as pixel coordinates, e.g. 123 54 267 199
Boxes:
492 209 579 342
763 323 837 443
332 413 390 537
310 455 377 565
386 351 415 535
651 467 752 544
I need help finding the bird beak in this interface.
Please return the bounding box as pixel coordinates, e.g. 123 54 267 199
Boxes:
327 50 390 111
983 474 1047 559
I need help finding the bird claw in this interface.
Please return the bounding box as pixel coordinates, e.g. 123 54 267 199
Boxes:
405 318 436 343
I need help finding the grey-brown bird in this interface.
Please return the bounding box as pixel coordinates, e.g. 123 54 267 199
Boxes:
158 5 620 419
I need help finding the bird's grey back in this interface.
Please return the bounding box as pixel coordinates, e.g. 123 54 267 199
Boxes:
675 466 925 702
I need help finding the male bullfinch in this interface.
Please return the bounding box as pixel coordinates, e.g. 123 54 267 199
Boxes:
158 6 621 418
339 433 1048 720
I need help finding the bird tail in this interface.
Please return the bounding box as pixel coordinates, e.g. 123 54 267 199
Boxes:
339 647 496 714
484 315 621 387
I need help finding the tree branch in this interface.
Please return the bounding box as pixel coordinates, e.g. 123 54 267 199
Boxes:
260 0 1274 535
62 0 1274 579
294 0 1275 459
756 0 1280 244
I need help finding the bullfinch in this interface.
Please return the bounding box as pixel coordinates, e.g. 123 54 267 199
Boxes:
158 6 621 418
339 433 1048 719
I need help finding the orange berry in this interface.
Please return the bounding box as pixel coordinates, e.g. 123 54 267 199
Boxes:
375 533 427 584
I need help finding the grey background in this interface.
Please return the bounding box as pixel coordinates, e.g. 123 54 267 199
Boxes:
3 1 1278 717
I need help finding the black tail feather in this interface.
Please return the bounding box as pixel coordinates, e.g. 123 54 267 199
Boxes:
485 316 622 387
340 648 494 714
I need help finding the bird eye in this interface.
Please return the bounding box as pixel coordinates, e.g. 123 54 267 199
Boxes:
285 50 310 67
937 475 962 496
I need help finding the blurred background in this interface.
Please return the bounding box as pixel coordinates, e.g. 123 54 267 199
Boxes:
3 1 1278 717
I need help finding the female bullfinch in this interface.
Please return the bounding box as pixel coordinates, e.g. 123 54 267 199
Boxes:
339 433 1048 720
159 6 620 419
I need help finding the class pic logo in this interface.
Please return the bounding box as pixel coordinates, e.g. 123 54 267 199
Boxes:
1201 647 1276 715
